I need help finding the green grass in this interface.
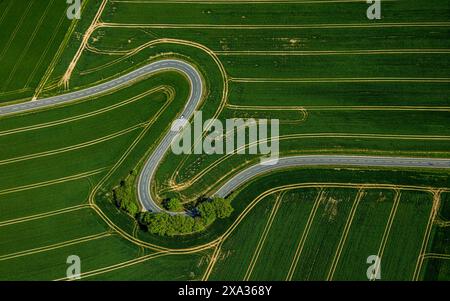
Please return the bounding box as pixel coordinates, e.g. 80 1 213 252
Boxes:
0 72 190 197
41 0 104 93
222 53 450 78
427 225 450 255
90 26 450 53
0 234 146 280
0 0 94 103
0 130 136 191
156 101 450 200
438 192 450 221
208 186 439 280
228 81 450 107
420 258 450 281
290 188 358 280
0 208 108 257
421 224 450 280
209 194 278 280
0 175 99 222
332 189 396 280
219 107 450 137
102 0 450 25
248 189 318 280
380 190 434 280
86 251 211 281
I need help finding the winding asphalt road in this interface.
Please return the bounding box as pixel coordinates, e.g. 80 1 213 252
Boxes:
215 155 450 198
1 59 449 215
0 60 198 116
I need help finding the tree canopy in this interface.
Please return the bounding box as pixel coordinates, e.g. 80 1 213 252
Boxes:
112 171 139 216
138 197 234 236
112 172 234 236
138 212 205 236
164 198 183 212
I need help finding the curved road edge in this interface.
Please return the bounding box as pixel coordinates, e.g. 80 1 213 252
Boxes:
0 59 198 117
1 59 450 217
0 59 202 215
214 155 450 198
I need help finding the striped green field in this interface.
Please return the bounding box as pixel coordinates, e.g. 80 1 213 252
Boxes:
0 0 448 281
208 186 442 280
208 194 279 280
0 0 79 103
0 71 200 280
246 189 318 280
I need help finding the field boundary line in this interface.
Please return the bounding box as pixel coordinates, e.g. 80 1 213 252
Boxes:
201 242 222 281
76 39 230 138
225 104 307 123
56 251 170 281
220 183 441 249
0 123 145 166
0 231 112 262
132 221 146 257
0 204 90 228
285 188 324 280
243 192 283 280
85 43 127 55
327 188 365 280
0 167 107 196
222 184 445 254
87 84 176 195
0 86 169 136
413 190 442 280
203 187 297 264
422 253 450 260
0 88 32 98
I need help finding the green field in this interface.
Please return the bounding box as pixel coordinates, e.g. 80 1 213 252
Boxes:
0 0 82 103
208 185 442 280
69 0 450 202
0 0 448 280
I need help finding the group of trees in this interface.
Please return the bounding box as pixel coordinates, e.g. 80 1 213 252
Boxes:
197 197 234 226
112 171 139 216
163 198 183 212
138 212 205 236
112 171 234 236
138 197 234 236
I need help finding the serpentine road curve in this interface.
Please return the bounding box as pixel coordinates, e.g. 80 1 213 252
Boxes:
1 59 449 216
